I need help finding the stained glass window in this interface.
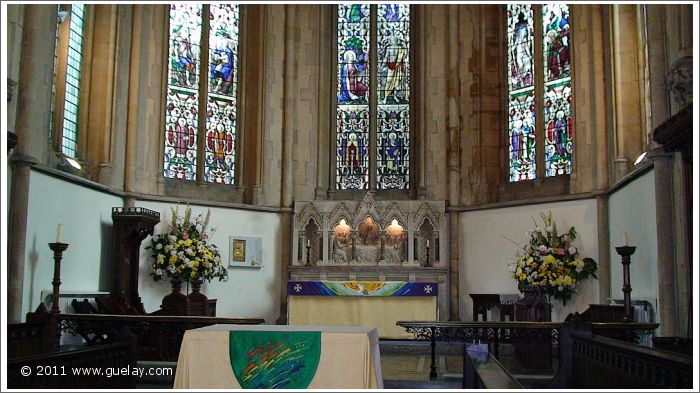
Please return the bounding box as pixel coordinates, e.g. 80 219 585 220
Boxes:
60 4 87 158
542 3 573 177
507 4 536 182
507 4 573 182
336 4 410 190
164 4 240 184
336 4 370 190
376 4 410 190
205 4 239 184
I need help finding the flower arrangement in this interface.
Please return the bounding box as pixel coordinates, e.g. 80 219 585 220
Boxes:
146 206 228 284
510 211 597 305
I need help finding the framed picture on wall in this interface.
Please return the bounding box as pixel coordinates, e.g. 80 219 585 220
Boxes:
229 236 262 268
232 239 246 262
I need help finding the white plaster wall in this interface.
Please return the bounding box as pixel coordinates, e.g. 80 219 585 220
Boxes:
137 201 282 323
608 170 658 319
460 199 599 322
23 170 122 319
21 171 283 324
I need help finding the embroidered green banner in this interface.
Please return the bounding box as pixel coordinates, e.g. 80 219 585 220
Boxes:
229 331 321 389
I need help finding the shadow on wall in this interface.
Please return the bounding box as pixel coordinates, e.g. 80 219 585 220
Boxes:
28 234 40 312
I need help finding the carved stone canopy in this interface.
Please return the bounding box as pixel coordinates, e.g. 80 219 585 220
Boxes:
292 192 446 267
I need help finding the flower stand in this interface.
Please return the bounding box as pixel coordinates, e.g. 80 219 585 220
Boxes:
161 274 189 315
187 278 209 316
515 287 552 322
515 287 552 371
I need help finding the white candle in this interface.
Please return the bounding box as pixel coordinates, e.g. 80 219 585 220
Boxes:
623 232 629 246
307 239 310 247
426 239 430 248
56 224 63 243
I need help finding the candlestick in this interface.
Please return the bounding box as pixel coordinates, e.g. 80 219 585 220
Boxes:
56 224 64 243
48 242 69 314
425 240 431 267
615 245 636 322
306 240 311 265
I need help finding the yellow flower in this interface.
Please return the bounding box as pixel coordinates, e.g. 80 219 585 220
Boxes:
169 255 178 265
544 255 556 265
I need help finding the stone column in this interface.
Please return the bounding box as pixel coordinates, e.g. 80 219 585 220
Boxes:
648 148 678 336
8 5 58 322
446 4 461 321
276 4 296 324
314 5 331 200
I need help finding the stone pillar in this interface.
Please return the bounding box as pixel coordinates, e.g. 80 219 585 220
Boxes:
610 5 644 182
123 5 142 198
446 4 461 321
648 149 678 336
8 5 58 323
276 4 296 324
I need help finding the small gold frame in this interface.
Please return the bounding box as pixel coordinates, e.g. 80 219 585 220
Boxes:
231 239 246 262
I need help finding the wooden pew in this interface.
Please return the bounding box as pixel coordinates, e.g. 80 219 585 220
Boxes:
8 321 137 389
551 316 692 389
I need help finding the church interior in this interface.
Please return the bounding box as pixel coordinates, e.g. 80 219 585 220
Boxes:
4 2 696 390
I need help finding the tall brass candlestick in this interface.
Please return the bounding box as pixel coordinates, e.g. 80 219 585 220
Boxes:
48 242 69 314
615 245 636 322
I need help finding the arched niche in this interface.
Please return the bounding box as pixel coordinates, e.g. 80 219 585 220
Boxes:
330 217 352 264
383 218 406 265
416 217 437 266
355 216 381 264
302 218 320 265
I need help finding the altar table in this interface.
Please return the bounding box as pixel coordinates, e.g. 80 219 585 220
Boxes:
287 281 438 339
173 324 383 389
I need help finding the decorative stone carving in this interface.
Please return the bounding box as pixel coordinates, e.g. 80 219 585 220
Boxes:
666 56 693 113
292 192 446 267
7 78 17 103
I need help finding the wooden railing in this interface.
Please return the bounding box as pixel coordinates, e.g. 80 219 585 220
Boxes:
397 321 562 379
60 313 265 362
8 320 57 359
397 319 689 389
553 321 692 389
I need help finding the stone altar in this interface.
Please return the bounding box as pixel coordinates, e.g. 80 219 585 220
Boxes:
291 192 449 320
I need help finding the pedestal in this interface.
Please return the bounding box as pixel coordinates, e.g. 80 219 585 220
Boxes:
187 278 209 316
515 287 552 371
161 274 189 315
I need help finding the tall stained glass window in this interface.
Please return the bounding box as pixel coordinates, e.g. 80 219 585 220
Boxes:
164 4 240 184
542 4 572 177
507 4 573 182
507 4 536 182
336 4 411 190
61 4 87 158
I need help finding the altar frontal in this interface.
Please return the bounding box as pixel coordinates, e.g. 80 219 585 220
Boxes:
287 280 438 339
